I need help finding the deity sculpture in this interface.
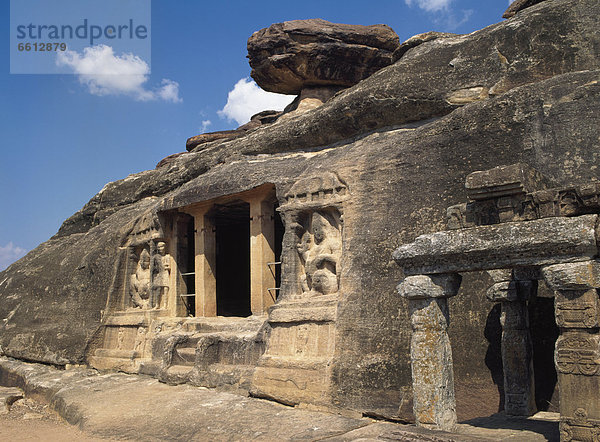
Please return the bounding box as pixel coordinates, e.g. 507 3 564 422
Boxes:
152 241 171 309
297 211 342 296
130 249 151 309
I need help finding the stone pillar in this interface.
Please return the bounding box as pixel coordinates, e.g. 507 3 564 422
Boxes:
542 261 600 441
397 273 461 431
191 208 216 317
246 196 276 316
487 269 537 416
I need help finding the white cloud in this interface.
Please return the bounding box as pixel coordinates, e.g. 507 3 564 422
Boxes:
200 120 212 133
57 45 182 102
218 78 294 126
156 79 183 103
444 9 474 30
0 242 27 271
405 0 472 31
405 0 452 12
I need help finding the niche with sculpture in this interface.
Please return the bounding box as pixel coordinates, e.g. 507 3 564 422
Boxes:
128 240 171 310
295 209 342 297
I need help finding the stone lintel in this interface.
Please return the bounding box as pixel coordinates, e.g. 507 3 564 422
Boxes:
394 215 598 275
397 274 461 300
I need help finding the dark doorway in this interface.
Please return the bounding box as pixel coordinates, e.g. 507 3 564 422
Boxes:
213 201 251 317
176 214 196 316
529 294 559 411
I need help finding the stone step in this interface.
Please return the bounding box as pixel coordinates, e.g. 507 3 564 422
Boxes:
155 316 267 335
94 349 142 359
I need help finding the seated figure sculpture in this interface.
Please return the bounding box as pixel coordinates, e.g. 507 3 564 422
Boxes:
130 249 151 309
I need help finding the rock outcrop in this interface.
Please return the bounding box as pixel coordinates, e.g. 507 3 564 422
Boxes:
194 0 599 156
392 31 458 62
503 0 548 18
247 19 399 95
186 111 281 152
0 0 598 422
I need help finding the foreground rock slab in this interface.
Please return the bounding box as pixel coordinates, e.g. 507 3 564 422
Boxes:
0 357 558 441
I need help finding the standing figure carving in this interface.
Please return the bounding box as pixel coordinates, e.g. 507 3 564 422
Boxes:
130 249 151 309
152 241 171 309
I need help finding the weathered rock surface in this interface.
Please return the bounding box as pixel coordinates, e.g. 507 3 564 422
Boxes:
0 0 599 422
0 387 22 415
0 357 369 440
0 357 559 441
204 0 600 156
185 110 282 152
248 18 399 94
503 0 548 18
392 31 459 62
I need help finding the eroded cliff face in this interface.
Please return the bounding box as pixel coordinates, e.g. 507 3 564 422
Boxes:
1 0 598 418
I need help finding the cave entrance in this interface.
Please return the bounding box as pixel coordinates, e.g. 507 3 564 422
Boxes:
177 184 282 318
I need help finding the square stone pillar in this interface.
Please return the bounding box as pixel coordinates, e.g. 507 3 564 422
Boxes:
191 208 216 317
542 261 600 441
487 268 537 416
247 197 276 316
398 273 462 432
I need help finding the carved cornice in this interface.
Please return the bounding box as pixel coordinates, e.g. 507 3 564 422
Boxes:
279 172 348 212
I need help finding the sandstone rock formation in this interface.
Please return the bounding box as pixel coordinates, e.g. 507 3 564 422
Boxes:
392 31 458 62
193 0 598 156
247 19 399 95
503 0 547 18
186 110 281 152
0 0 598 424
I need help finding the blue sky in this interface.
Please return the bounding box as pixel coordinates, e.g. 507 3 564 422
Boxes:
0 0 512 270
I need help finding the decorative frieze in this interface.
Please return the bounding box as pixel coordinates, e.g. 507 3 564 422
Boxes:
556 334 600 376
447 163 600 230
560 409 600 442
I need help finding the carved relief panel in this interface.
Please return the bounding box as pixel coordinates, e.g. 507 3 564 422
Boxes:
279 172 348 300
556 334 600 376
296 209 342 297
106 210 174 314
127 240 171 310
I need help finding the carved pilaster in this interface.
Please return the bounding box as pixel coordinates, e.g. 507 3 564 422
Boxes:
397 273 461 432
486 268 537 416
542 261 600 441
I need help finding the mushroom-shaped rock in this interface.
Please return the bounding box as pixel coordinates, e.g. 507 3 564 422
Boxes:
247 19 400 95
